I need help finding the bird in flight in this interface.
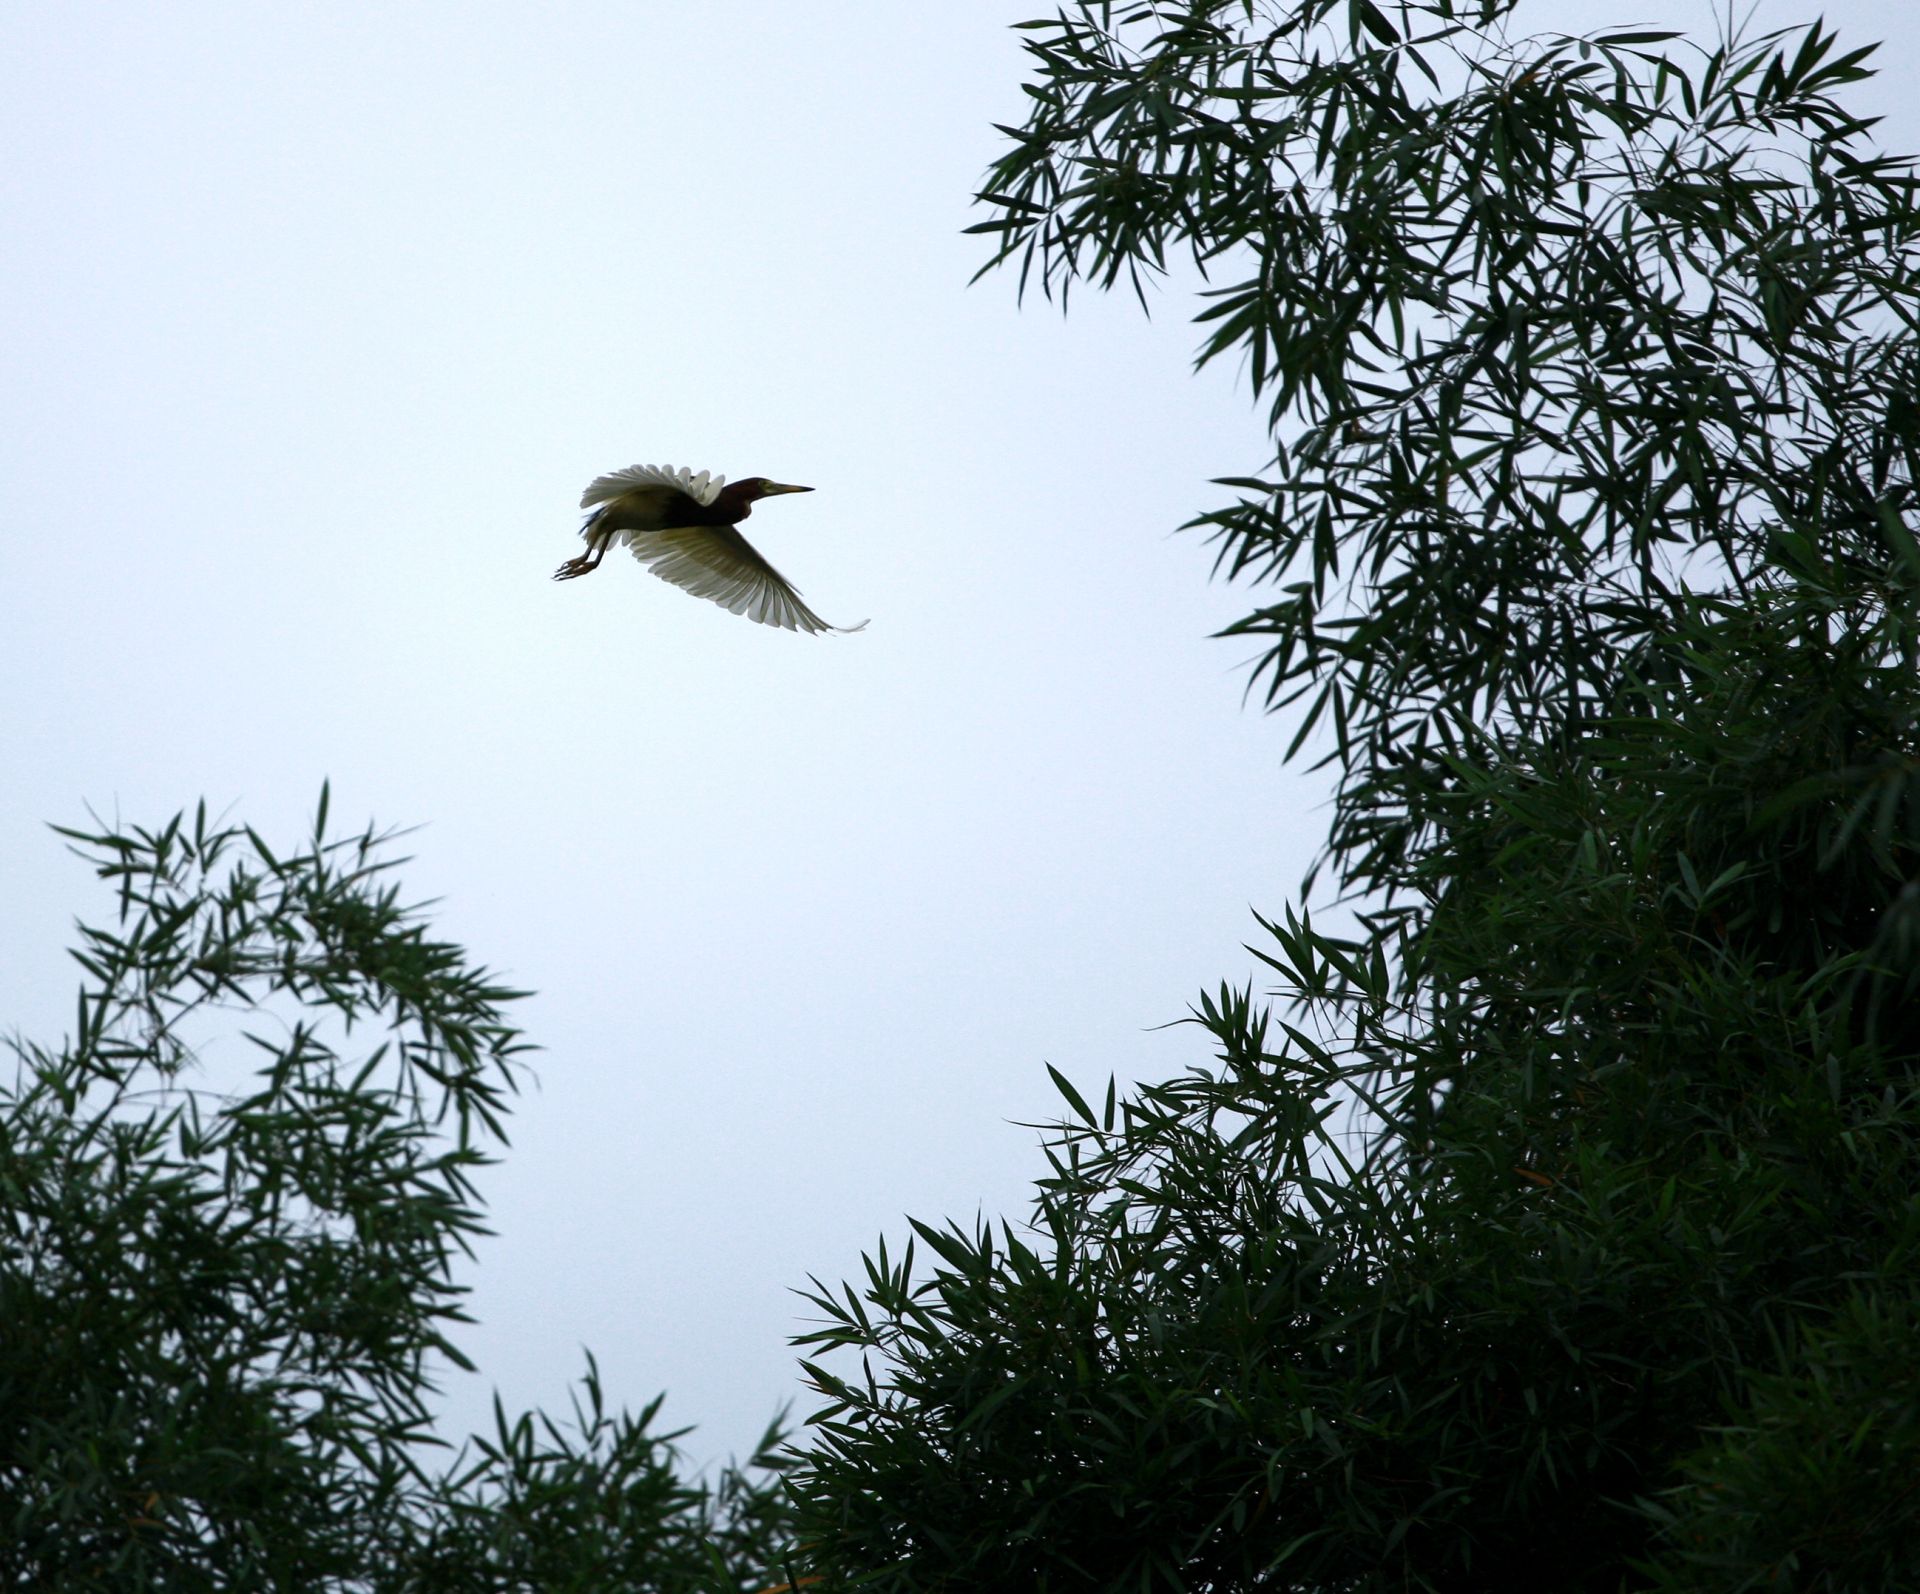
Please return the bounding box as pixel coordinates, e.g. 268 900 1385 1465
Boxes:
553 463 867 634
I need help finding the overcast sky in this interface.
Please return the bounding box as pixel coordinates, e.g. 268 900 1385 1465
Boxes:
5 0 1914 1472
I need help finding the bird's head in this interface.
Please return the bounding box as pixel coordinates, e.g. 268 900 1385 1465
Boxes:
713 476 813 521
741 478 813 501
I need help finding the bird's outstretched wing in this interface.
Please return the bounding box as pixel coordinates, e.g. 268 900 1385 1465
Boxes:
581 463 724 510
625 526 869 635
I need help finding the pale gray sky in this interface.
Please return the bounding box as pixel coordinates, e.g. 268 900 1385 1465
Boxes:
4 0 1914 1470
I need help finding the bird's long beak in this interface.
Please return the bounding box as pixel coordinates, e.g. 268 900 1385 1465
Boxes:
760 481 813 496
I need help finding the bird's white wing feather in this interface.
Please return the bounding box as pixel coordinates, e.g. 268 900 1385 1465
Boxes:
580 463 724 510
624 526 868 635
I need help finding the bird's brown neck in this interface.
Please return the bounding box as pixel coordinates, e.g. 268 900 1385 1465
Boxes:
710 481 759 523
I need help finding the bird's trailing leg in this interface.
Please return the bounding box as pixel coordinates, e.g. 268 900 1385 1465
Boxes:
553 528 614 581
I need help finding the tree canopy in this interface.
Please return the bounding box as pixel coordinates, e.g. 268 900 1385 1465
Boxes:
0 796 796 1591
788 2 1920 1588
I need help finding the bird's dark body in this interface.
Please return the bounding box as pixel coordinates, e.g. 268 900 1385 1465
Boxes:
589 481 760 535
